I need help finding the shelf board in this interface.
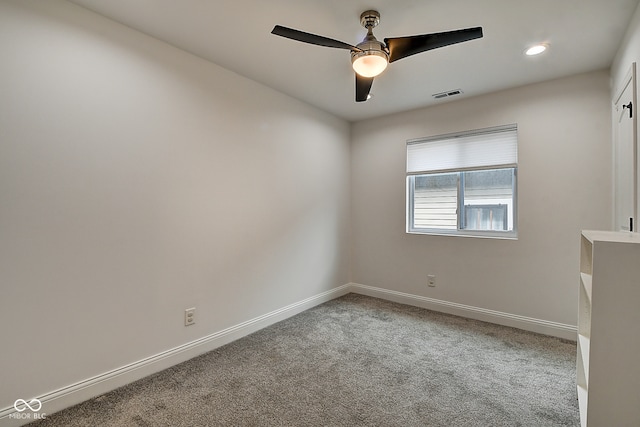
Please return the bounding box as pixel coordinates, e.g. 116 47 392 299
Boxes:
582 229 640 244
580 273 592 303
578 333 590 384
577 384 588 427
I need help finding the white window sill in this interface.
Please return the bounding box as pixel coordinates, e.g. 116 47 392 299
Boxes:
407 229 518 240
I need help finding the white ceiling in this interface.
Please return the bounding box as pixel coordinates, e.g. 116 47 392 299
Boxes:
69 0 639 122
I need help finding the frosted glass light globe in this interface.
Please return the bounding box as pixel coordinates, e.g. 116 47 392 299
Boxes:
352 51 388 78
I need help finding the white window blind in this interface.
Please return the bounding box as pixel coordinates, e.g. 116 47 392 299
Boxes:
407 124 518 174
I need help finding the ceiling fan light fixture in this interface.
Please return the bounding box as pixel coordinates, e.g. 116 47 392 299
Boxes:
351 49 388 78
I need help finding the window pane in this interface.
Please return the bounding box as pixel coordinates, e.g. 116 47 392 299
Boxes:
461 169 515 231
413 173 457 229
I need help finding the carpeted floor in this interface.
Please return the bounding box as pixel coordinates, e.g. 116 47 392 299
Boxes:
31 294 579 426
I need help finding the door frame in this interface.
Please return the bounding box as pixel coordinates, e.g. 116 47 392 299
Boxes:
613 62 638 231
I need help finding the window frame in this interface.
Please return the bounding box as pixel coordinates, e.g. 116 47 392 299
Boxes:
406 125 518 240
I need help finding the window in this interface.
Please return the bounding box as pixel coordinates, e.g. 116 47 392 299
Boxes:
407 124 518 238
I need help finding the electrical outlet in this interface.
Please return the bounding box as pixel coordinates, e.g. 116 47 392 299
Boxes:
427 275 436 287
184 307 196 326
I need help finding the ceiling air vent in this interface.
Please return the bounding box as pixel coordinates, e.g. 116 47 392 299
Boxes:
432 89 463 99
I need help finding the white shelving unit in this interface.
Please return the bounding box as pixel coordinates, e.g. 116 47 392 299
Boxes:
577 230 640 427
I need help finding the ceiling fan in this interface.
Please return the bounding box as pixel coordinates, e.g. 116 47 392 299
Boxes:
271 10 483 102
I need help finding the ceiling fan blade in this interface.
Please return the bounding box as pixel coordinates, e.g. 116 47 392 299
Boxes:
272 25 361 51
355 74 374 102
385 27 483 63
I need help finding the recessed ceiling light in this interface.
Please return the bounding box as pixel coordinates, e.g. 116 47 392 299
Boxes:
525 44 548 56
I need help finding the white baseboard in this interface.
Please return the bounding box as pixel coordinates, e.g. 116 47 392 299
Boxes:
0 284 351 427
348 283 577 341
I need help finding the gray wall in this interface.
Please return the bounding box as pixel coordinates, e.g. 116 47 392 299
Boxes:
612 1 640 95
0 0 351 411
351 71 612 326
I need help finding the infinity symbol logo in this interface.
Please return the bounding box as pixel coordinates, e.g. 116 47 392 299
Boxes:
14 398 42 412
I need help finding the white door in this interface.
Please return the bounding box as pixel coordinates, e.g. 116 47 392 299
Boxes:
614 64 637 232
